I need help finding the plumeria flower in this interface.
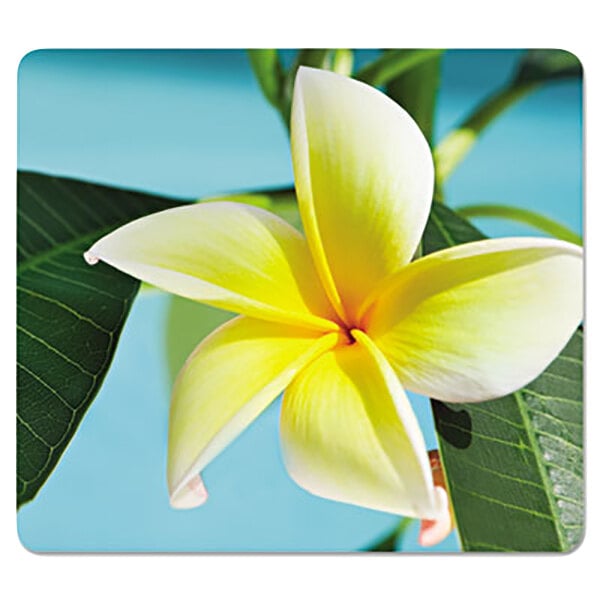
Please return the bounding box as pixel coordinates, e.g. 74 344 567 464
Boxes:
85 67 583 537
419 451 453 547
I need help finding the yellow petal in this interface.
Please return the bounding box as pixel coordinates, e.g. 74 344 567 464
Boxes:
168 316 340 508
291 67 434 321
280 329 442 519
85 201 339 332
367 237 583 402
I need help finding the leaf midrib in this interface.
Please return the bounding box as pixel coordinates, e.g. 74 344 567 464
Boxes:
17 226 116 274
513 388 567 550
430 202 572 551
428 204 456 247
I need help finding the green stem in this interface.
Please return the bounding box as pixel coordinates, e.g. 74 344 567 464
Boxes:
356 49 444 88
455 203 582 245
434 82 538 187
247 49 285 109
277 49 335 128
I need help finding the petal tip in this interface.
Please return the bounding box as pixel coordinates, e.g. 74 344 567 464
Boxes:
418 486 453 547
294 64 349 91
169 474 208 510
295 64 321 80
83 250 100 265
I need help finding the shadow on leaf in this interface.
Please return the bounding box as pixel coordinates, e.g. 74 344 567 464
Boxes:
431 401 472 449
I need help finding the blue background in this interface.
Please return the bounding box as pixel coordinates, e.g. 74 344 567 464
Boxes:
16 49 582 552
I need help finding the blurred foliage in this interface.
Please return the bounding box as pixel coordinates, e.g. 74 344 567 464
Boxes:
434 49 582 184
384 50 443 145
249 49 355 128
363 518 415 552
456 204 582 245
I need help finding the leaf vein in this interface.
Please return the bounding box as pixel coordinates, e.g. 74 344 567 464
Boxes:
451 482 554 521
49 176 106 227
17 284 113 334
20 177 81 237
525 407 583 428
17 207 59 246
437 419 533 451
27 265 126 301
452 455 545 490
521 389 580 406
17 323 96 377
16 413 52 449
17 361 77 412
466 404 527 429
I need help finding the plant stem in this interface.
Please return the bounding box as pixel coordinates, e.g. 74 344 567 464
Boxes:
434 82 537 187
455 203 582 245
356 49 444 88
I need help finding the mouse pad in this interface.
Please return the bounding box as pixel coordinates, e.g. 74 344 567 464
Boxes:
16 49 583 552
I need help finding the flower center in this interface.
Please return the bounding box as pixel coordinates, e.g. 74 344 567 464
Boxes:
340 325 363 346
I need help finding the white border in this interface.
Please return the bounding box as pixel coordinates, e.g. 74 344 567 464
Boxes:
3 1 596 599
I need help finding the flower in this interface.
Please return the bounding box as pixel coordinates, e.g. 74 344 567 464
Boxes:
419 451 453 547
85 67 583 527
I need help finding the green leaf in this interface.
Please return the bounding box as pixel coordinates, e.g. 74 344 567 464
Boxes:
280 49 336 129
385 50 443 144
203 188 302 231
355 49 444 88
385 50 443 202
17 170 182 507
514 49 582 86
330 49 354 77
249 49 348 132
165 296 234 384
434 49 582 185
247 49 285 109
455 203 582 245
363 518 415 552
293 49 332 69
422 202 583 551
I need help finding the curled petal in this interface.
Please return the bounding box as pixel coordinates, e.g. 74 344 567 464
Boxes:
418 450 454 547
418 487 452 547
86 201 338 332
168 316 340 508
291 66 434 322
172 474 209 510
367 237 583 402
280 330 442 519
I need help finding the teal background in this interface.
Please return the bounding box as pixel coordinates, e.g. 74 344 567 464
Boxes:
16 49 582 551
